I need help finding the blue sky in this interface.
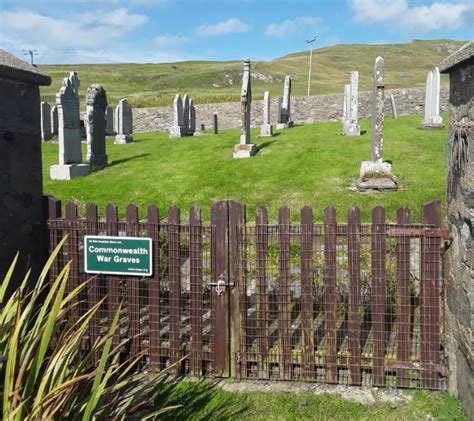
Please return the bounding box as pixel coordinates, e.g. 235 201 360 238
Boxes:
1 0 473 64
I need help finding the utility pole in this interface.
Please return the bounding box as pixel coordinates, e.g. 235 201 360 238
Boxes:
306 37 316 96
22 49 38 66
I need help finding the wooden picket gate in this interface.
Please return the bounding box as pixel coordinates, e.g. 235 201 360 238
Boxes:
46 197 449 389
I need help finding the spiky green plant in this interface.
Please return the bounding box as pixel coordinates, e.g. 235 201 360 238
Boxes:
0 237 180 420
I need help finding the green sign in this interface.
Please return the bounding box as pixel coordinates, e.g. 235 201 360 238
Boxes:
84 236 152 276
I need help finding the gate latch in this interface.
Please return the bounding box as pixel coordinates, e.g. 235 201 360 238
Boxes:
209 275 234 296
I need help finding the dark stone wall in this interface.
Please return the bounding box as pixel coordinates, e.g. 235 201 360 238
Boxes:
0 76 45 292
444 57 474 419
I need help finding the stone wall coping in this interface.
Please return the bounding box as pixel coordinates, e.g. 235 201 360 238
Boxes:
0 49 51 86
440 40 474 73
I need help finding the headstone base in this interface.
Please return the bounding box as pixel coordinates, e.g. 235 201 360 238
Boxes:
90 154 108 170
276 120 294 130
169 126 184 138
233 143 256 159
115 134 133 144
259 124 273 137
50 164 91 180
342 123 361 136
353 161 398 191
419 123 445 130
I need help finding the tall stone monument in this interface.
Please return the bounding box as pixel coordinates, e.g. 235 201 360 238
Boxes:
342 71 361 136
421 67 444 129
189 98 197 136
105 105 115 136
0 49 51 295
440 41 474 419
115 99 133 144
233 59 256 158
40 101 52 141
259 91 273 137
169 94 184 138
86 84 108 169
51 105 58 135
355 56 397 191
50 80 90 179
276 75 293 129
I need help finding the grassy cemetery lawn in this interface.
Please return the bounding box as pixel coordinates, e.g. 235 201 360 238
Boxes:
42 114 447 223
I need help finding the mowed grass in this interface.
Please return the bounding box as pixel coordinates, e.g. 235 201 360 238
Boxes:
158 381 467 420
38 39 463 108
42 114 447 223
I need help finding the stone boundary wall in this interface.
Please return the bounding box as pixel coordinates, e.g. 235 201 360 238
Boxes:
133 86 449 133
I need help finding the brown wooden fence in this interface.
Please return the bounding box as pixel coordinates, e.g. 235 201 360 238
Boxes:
46 197 449 390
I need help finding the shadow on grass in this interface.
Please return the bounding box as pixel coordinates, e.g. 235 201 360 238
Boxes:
256 140 276 153
361 130 367 135
108 153 151 167
157 378 248 421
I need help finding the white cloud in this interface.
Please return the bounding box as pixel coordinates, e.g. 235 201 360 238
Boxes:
350 0 473 32
0 9 148 50
195 18 251 36
154 35 189 48
265 16 322 38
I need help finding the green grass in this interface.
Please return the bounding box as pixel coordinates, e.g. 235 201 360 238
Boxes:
42 114 447 223
38 39 464 108
157 381 467 420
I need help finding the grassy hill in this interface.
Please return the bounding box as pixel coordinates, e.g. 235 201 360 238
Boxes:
38 39 464 109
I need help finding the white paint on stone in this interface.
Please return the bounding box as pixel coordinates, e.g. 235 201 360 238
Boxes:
115 99 133 144
169 94 184 138
422 67 444 128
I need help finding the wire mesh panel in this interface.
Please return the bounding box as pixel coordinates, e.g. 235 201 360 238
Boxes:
47 200 215 376
236 204 447 389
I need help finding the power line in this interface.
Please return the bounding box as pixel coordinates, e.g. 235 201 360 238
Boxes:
306 37 316 96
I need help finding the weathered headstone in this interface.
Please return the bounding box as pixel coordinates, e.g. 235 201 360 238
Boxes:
390 94 398 119
182 94 190 135
189 99 197 136
421 67 444 129
86 84 108 169
276 75 293 129
213 112 218 134
259 90 273 137
40 101 52 141
115 99 133 144
114 104 120 134
67 71 80 95
50 105 58 135
233 59 256 158
50 82 90 180
342 84 350 132
169 94 184 138
105 105 115 135
355 56 397 191
343 71 361 136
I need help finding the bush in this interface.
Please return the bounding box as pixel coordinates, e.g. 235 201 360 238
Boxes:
0 237 179 420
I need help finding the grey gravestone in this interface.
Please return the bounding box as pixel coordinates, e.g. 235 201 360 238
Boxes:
182 94 190 135
50 105 58 135
169 94 184 138
342 84 350 131
421 67 444 129
355 56 396 191
40 101 52 141
259 90 273 137
233 59 256 158
190 99 197 135
390 94 398 119
105 105 116 135
50 81 90 180
213 112 218 134
86 84 108 169
68 71 80 95
343 71 361 136
276 75 293 129
114 104 120 134
115 99 133 143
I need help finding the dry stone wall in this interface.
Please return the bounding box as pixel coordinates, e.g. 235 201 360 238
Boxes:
132 86 449 133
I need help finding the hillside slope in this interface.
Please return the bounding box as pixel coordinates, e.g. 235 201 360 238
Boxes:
38 39 464 108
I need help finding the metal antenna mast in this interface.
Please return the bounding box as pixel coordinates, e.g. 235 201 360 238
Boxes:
306 37 316 96
22 49 38 66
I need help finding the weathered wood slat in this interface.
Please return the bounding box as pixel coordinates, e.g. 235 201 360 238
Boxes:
324 207 337 383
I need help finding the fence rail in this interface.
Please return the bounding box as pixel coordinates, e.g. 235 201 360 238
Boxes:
46 197 447 389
